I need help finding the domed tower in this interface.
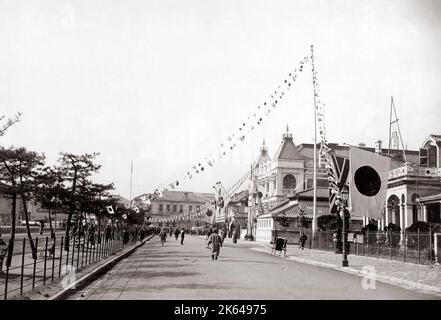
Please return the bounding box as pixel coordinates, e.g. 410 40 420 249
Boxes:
272 125 305 200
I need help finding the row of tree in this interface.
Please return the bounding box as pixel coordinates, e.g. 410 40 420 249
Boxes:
0 146 146 260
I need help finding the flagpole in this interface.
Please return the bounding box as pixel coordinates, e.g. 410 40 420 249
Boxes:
311 45 317 236
130 160 133 207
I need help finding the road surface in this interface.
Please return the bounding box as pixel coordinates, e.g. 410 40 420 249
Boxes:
67 235 439 300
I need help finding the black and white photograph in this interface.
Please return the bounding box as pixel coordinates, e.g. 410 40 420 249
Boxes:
0 0 441 308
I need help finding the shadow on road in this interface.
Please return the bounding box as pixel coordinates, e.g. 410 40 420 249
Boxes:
218 259 279 265
135 253 208 259
115 270 200 279
123 264 189 272
80 282 235 297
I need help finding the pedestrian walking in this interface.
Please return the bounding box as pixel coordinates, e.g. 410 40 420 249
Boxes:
105 225 112 243
123 227 130 245
232 229 238 243
140 227 146 242
174 228 180 240
159 228 167 246
180 229 185 245
299 233 307 250
0 234 8 272
206 228 213 248
89 224 96 247
208 229 222 260
39 220 45 235
169 228 173 237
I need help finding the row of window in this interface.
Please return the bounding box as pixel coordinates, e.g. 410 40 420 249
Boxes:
158 203 200 213
257 176 328 195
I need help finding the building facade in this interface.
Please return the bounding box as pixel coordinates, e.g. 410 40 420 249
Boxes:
247 129 441 243
382 134 441 231
141 190 215 223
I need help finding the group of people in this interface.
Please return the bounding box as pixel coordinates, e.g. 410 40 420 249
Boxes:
157 227 224 261
159 228 185 246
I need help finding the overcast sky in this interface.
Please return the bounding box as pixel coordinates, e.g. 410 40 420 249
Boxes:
1 0 440 199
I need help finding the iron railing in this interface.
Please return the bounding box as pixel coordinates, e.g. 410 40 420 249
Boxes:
0 228 153 300
296 230 436 266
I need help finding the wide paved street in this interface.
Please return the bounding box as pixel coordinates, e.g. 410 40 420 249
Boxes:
67 235 438 300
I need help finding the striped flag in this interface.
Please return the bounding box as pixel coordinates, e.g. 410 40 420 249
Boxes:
327 151 350 213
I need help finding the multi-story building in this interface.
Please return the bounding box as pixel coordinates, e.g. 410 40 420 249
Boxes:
143 190 215 222
247 128 441 243
249 128 332 242
383 134 441 231
223 190 249 237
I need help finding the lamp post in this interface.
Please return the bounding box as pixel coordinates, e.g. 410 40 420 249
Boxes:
340 186 349 267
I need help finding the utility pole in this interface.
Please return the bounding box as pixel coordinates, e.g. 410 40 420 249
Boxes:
130 160 133 207
310 45 318 236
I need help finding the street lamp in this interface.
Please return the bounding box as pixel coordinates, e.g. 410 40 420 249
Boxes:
340 186 349 267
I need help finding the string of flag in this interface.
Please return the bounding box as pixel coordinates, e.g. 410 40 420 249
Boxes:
164 53 311 191
226 168 252 198
153 168 253 225
310 45 341 204
105 199 203 224
150 208 206 224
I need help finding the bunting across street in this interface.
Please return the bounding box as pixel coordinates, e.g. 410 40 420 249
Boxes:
160 52 312 192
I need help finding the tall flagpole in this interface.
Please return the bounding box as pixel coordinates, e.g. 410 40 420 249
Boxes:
130 160 133 206
311 45 317 236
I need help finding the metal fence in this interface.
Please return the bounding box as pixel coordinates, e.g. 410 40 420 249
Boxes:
0 228 152 300
301 230 436 266
0 226 50 234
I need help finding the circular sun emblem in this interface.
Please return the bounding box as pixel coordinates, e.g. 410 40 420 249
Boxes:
354 165 381 197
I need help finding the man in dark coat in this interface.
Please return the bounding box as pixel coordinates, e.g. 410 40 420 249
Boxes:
208 229 222 260
180 229 185 245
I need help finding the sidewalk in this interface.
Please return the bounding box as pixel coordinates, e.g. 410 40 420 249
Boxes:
250 242 441 297
1 235 154 300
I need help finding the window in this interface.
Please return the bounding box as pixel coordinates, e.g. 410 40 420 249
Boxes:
166 204 170 212
420 148 428 166
159 204 163 212
428 145 437 167
189 205 192 212
173 205 177 212
179 205 183 212
196 205 200 212
317 179 328 187
283 174 296 194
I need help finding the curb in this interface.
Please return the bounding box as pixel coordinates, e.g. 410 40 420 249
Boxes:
251 247 441 297
48 234 155 300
